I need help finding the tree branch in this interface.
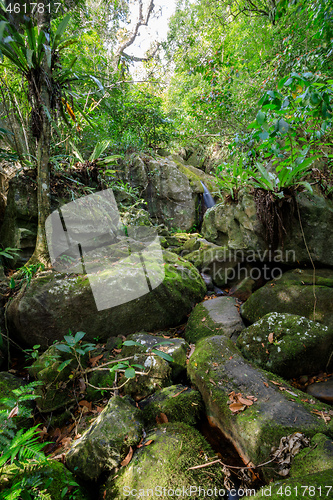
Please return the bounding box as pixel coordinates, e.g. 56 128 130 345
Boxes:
115 0 155 65
122 43 159 62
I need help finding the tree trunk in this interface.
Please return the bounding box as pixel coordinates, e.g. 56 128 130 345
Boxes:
28 1 52 266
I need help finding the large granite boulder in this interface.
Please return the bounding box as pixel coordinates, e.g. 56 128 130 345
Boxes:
0 174 38 267
123 155 196 231
185 297 245 343
202 190 333 268
66 396 143 481
241 269 333 328
102 422 226 500
7 250 206 348
237 313 333 378
122 154 218 231
187 335 333 481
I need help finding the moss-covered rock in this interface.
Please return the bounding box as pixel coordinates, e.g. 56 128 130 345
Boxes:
28 345 82 412
241 269 333 329
103 422 226 500
236 313 333 378
187 335 333 482
182 241 240 286
290 433 333 478
121 332 188 379
0 460 90 500
251 469 333 499
201 190 333 269
66 396 143 481
0 174 38 267
7 250 205 348
201 190 263 249
185 297 245 343
123 155 196 230
122 352 172 401
139 384 204 428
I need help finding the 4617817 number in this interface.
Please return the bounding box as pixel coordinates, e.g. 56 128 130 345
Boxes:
6 3 61 14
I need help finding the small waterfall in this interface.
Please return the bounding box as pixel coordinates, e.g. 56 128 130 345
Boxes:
201 182 216 209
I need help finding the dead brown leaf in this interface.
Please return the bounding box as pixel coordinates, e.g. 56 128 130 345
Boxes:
7 405 19 419
209 378 216 386
201 317 206 322
144 439 153 446
238 397 253 406
156 413 168 424
229 402 246 412
263 382 269 387
79 400 92 411
268 332 274 344
60 437 72 449
89 354 103 367
121 446 133 466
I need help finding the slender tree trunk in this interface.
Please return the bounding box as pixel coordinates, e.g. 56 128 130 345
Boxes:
28 1 51 266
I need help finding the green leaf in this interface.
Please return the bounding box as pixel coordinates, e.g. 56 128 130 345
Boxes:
26 48 33 68
55 344 72 353
75 348 86 355
57 359 72 372
74 331 86 343
53 14 71 47
259 131 269 141
125 367 136 379
256 110 265 125
64 335 75 345
298 181 313 194
123 340 142 347
152 350 174 362
278 119 289 134
131 364 145 370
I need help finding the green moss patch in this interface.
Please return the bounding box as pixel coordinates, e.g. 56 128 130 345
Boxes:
104 422 225 500
140 384 204 428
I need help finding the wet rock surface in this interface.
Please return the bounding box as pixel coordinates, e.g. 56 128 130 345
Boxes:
187 334 333 480
306 377 333 404
237 313 333 378
185 296 244 343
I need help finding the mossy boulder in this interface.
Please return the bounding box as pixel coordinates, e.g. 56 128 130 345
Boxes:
185 297 245 343
201 190 263 249
103 422 226 500
201 190 333 268
139 384 204 428
7 250 205 348
28 345 82 412
251 469 333 499
236 313 333 378
121 332 188 379
123 155 196 230
0 174 38 267
187 335 333 482
122 352 172 401
290 433 333 478
66 396 143 481
182 241 240 286
241 269 333 329
0 460 90 500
